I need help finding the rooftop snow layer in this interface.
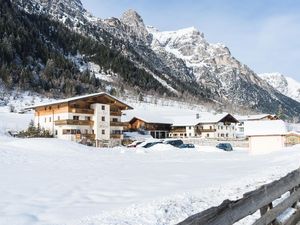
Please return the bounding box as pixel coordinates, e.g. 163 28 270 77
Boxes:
244 120 287 136
25 92 133 109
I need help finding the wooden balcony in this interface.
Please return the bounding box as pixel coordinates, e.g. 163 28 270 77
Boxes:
171 128 186 133
75 134 95 140
196 128 216 133
110 134 123 139
110 121 125 127
70 108 94 114
55 119 94 126
110 110 122 116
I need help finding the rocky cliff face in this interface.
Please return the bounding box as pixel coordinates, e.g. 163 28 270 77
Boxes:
9 0 300 119
259 73 300 103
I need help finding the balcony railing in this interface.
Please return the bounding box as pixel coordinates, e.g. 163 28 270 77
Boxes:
171 128 186 133
110 134 123 139
110 110 122 116
75 134 95 140
55 120 94 126
110 121 125 127
196 128 216 133
70 108 94 114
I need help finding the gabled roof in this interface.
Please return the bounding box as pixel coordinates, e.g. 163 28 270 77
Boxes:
25 92 133 110
171 113 238 127
244 120 287 136
171 116 200 127
128 115 173 125
236 114 277 122
196 113 238 124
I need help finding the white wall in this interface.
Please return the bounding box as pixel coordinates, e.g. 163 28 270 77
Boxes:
186 126 196 137
91 103 110 140
249 135 285 154
36 112 93 135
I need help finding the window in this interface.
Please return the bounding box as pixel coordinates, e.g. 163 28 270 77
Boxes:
85 116 90 121
189 126 192 130
209 126 212 130
207 134 209 137
189 133 192 136
102 105 105 110
112 118 118 122
73 116 79 120
49 117 51 122
63 129 70 135
102 116 105 121
226 134 229 137
44 118 46 123
55 130 58 135
102 130 105 135
112 130 122 135
57 116 60 121
221 126 223 130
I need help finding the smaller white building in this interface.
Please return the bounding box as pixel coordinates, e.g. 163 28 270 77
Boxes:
169 113 238 139
244 120 287 154
235 114 278 138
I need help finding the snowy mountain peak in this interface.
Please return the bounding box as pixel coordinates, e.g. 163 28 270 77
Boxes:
121 9 145 28
259 73 300 102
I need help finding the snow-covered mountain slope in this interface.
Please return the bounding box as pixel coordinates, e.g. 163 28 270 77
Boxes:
259 73 300 102
7 0 300 119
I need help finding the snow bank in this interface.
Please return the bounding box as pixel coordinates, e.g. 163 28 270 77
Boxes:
1 135 300 225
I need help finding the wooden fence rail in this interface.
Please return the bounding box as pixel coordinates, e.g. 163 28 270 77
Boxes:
177 168 300 225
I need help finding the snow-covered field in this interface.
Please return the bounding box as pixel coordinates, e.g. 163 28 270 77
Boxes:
1 107 300 225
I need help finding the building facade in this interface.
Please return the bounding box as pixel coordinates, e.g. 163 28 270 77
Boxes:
235 114 279 138
285 132 300 146
244 120 287 154
169 114 238 139
127 117 172 139
28 93 132 147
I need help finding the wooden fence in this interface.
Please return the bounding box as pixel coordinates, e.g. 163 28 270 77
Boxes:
177 168 300 225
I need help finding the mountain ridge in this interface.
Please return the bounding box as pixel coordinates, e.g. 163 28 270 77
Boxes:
259 72 300 103
3 0 300 120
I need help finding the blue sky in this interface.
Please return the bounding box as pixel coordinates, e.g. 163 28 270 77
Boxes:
81 0 300 81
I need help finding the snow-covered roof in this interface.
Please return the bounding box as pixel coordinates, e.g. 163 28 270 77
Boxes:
172 113 238 127
25 92 133 110
128 114 173 124
286 131 300 136
171 116 200 127
236 114 276 122
244 120 287 136
197 113 233 124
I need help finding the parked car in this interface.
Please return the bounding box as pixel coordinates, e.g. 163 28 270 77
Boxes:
216 143 233 151
178 144 195 149
142 141 163 148
127 141 143 148
163 139 184 147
